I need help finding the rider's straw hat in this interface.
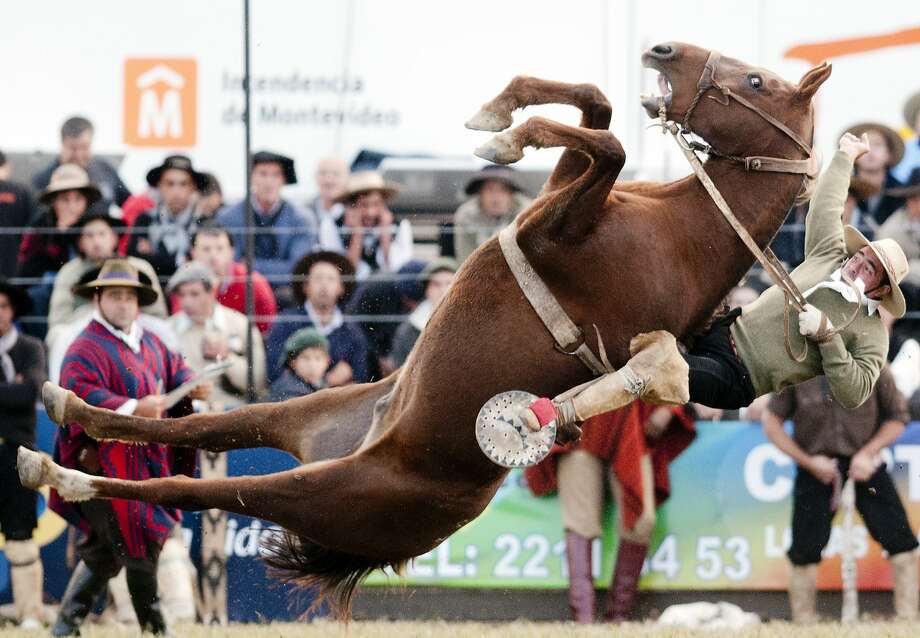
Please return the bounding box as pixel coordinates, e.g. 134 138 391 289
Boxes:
844 225 909 318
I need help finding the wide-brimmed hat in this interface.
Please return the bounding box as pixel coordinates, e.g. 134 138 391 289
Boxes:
252 151 297 185
886 168 920 199
848 175 880 201
904 91 920 130
146 155 209 190
39 163 102 206
464 165 525 196
291 251 356 306
73 258 160 307
0 278 32 318
844 225 909 317
843 122 905 167
334 171 403 204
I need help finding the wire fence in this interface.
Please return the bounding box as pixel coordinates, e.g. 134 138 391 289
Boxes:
11 220 920 326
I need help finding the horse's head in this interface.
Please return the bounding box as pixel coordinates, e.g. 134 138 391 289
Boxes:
641 42 831 169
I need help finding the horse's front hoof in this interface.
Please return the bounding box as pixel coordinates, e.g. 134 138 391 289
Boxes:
465 108 513 132
42 382 73 425
474 132 524 165
17 447 48 490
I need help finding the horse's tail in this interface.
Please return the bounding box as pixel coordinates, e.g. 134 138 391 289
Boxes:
261 529 406 620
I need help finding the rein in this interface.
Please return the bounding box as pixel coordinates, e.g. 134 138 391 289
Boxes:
659 50 859 361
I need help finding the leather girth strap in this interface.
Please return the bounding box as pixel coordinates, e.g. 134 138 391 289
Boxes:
499 220 613 376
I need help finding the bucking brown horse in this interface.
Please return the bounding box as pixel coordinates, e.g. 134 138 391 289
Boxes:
19 42 831 617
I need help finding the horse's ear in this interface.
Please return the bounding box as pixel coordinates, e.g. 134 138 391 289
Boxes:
796 62 832 101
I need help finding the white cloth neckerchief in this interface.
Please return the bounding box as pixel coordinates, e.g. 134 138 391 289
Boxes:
408 299 434 332
0 326 19 382
93 310 143 353
802 268 880 316
304 301 343 337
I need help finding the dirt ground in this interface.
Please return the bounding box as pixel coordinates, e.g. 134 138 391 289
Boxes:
2 620 919 637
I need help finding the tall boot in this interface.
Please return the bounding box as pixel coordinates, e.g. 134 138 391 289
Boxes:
788 563 818 623
565 532 595 624
51 561 111 637
5 539 45 628
603 540 649 621
890 550 918 621
125 567 169 635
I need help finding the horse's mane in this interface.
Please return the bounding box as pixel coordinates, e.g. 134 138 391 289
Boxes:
261 530 407 621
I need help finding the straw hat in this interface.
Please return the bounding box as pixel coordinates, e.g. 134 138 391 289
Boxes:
73 258 159 307
333 171 403 204
843 225 909 317
39 164 102 206
843 122 905 167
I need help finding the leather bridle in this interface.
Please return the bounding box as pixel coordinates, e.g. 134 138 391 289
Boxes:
659 50 858 361
676 50 819 183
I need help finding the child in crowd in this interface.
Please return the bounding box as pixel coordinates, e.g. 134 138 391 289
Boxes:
269 328 330 402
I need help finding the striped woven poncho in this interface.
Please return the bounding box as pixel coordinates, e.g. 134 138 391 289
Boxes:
51 319 195 559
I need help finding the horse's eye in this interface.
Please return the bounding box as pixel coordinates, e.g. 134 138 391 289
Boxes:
748 75 763 90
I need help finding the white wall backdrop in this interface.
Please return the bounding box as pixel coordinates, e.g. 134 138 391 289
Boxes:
2 0 918 197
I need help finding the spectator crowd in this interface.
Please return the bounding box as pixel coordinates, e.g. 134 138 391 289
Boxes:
0 114 537 399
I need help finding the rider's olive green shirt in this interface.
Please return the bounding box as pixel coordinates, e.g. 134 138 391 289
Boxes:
730 151 888 409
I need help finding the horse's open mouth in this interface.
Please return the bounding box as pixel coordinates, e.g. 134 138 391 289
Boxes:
640 69 673 118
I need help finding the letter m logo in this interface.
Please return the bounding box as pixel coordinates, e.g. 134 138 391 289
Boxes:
124 58 197 147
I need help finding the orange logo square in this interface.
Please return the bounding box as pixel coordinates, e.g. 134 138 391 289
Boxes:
124 58 197 147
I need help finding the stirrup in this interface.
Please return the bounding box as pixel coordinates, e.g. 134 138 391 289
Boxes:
475 391 556 468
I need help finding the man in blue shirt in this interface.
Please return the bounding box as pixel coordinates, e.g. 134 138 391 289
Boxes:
218 151 316 292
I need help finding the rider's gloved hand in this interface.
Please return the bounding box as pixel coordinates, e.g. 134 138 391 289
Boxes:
798 303 834 342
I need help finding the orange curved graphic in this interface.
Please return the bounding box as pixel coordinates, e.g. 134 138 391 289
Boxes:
785 25 920 65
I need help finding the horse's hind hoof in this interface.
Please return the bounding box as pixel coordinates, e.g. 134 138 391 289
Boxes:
474 132 524 165
17 447 49 490
42 382 73 425
465 108 513 132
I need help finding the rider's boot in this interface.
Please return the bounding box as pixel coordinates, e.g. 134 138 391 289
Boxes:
522 331 689 437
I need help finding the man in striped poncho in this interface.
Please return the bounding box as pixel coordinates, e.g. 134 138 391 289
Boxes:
49 258 211 637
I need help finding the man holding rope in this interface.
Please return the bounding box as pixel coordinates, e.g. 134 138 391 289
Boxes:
523 132 910 432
